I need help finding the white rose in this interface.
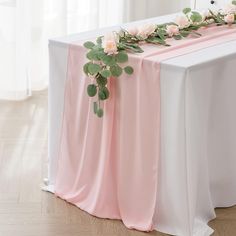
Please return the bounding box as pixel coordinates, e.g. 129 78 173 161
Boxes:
137 24 156 39
224 14 235 24
175 15 191 29
222 3 236 15
102 32 119 55
166 25 180 37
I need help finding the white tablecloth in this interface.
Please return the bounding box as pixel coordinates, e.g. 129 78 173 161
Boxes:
47 13 236 236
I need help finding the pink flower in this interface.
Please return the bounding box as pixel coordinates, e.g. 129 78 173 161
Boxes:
222 3 236 15
137 24 156 39
175 15 191 29
127 27 138 36
166 25 180 37
224 14 235 24
102 33 119 55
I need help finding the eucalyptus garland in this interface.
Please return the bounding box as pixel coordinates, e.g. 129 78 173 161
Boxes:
83 1 236 117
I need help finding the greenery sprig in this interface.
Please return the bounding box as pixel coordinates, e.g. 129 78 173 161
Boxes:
83 1 236 117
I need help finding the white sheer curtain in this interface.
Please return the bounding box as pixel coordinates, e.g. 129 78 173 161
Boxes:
0 0 190 101
0 0 125 100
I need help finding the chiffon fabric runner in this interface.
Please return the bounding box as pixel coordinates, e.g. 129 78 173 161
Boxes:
54 25 236 231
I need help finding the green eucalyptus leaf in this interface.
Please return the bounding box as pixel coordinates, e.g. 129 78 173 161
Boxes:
97 51 106 60
123 43 144 53
189 25 200 30
157 31 166 40
190 11 203 23
130 44 144 51
96 36 103 45
173 35 182 40
96 108 104 118
84 41 95 49
102 55 116 66
99 87 110 100
83 62 91 75
100 70 112 78
93 101 98 114
183 8 191 14
146 37 167 45
232 0 236 5
124 66 134 75
110 65 123 77
86 50 100 61
180 31 190 37
92 45 102 51
86 51 94 60
97 76 108 86
88 63 101 75
117 43 125 50
115 51 128 63
87 84 97 97
216 14 225 24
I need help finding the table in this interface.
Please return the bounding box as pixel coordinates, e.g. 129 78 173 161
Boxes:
47 13 236 236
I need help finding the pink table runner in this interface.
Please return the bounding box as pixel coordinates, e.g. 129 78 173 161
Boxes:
54 25 236 231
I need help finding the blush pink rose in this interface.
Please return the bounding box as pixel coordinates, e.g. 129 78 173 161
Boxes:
102 33 118 55
224 14 235 24
127 27 138 36
137 24 156 39
166 25 180 37
175 15 191 29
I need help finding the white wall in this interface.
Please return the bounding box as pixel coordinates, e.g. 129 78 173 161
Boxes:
147 0 190 17
192 0 230 9
124 0 231 22
124 0 191 22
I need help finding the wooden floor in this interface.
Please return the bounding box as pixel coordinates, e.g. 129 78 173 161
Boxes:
0 90 235 236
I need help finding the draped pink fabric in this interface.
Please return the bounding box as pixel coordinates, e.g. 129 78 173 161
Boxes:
54 25 236 231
